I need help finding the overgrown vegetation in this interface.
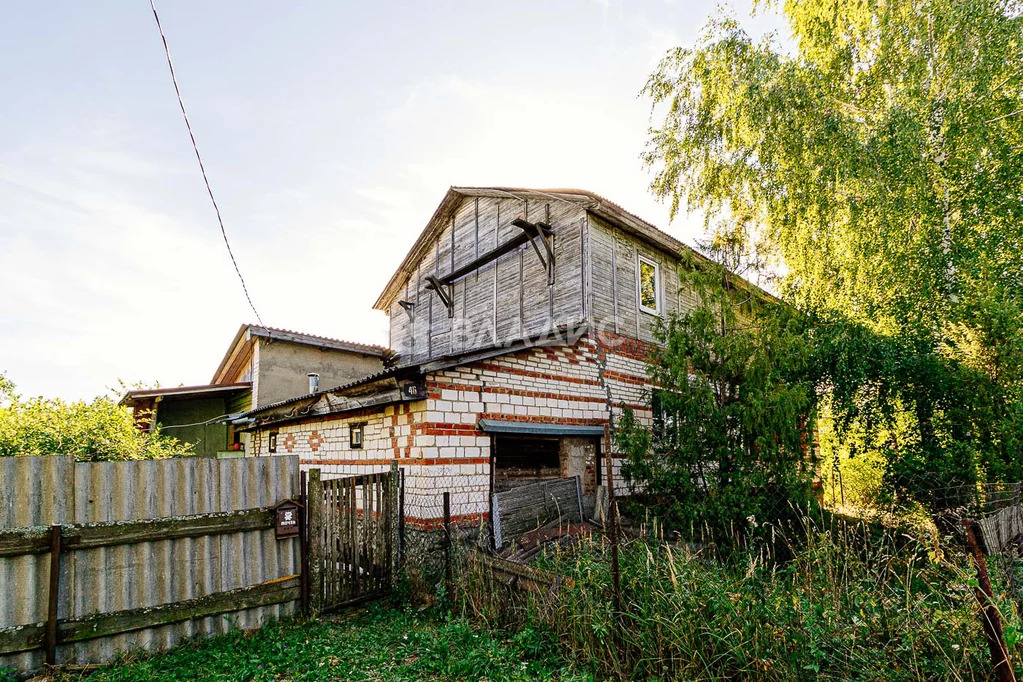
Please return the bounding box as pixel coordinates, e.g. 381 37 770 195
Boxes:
643 0 1023 503
460 520 1010 681
0 374 192 460
58 605 583 682
617 225 818 542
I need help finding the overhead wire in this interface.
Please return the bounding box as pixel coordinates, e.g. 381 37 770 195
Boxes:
148 0 268 332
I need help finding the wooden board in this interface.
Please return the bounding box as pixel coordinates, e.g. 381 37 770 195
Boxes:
492 477 583 547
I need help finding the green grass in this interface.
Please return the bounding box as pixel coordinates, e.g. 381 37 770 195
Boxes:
62 605 586 682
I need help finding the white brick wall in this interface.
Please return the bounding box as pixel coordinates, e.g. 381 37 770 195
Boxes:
251 333 655 525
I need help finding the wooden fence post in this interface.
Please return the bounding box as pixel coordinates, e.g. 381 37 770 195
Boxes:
307 469 323 613
964 519 1017 682
604 443 623 616
44 524 62 667
299 470 309 614
388 462 399 586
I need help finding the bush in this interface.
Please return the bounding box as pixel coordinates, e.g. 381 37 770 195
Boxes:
0 374 193 460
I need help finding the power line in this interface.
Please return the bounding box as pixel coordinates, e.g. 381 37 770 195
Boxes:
148 0 267 330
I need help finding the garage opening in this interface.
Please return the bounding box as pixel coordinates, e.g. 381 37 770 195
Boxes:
480 419 605 521
492 435 561 492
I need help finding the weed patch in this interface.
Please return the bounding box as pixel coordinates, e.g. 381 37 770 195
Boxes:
460 521 1015 680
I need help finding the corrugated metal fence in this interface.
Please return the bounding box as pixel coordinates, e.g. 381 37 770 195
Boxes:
0 455 300 674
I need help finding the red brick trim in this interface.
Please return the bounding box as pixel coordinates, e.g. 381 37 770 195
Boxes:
477 413 609 427
302 457 489 467
420 423 484 436
602 369 650 386
593 331 657 361
405 512 488 530
427 386 610 406
428 380 483 393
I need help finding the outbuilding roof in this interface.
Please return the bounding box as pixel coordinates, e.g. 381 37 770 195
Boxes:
119 382 251 407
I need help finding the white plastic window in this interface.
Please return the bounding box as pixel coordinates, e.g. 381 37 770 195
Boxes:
638 256 660 315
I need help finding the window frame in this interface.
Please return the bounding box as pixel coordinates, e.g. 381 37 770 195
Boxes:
637 255 661 316
349 423 364 449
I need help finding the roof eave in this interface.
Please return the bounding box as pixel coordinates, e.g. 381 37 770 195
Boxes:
121 382 252 406
373 187 465 311
210 324 252 384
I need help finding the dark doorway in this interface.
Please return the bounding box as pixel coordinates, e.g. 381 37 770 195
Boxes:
492 435 561 492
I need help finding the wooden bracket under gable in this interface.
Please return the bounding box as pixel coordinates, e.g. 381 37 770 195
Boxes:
512 217 555 285
397 300 415 322
424 275 454 317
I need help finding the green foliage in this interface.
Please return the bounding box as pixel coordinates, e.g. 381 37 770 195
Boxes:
463 524 1003 681
617 228 818 541
0 374 192 461
69 605 585 682
642 0 1023 498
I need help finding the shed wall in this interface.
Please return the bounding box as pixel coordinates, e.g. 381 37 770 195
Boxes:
254 340 383 408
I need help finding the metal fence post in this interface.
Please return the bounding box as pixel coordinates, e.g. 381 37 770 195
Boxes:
398 467 406 572
443 491 452 600
388 461 399 588
298 470 309 614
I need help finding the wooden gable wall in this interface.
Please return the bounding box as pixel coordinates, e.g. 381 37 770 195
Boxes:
387 195 588 364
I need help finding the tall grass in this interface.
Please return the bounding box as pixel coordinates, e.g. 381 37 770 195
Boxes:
458 519 1012 680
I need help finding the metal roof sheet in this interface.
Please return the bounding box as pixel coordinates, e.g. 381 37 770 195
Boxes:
239 366 407 417
119 383 251 406
478 419 606 436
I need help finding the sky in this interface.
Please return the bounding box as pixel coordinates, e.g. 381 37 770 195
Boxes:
0 1 788 401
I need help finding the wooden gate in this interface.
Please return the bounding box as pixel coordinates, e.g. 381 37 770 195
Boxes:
307 465 398 612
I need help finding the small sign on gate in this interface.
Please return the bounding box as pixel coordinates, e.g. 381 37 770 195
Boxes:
273 499 301 539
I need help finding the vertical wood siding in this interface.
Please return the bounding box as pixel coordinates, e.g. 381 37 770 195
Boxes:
389 195 588 363
586 215 698 344
385 195 705 363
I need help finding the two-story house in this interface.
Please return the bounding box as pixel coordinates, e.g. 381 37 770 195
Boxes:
239 187 763 528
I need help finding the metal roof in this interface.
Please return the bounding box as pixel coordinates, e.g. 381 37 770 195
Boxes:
119 382 251 406
238 366 408 417
478 419 606 437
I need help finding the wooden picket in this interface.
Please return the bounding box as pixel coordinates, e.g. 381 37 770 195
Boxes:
307 464 398 612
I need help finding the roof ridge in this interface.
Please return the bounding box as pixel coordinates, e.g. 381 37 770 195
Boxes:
245 324 388 353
